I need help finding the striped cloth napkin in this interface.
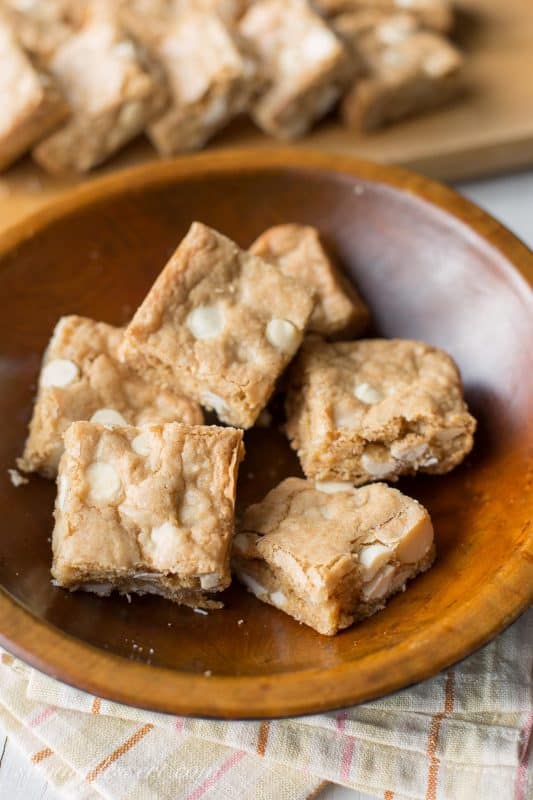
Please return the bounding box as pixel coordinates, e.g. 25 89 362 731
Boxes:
0 607 531 800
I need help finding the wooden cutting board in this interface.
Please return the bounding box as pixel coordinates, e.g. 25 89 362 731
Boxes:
1 0 532 229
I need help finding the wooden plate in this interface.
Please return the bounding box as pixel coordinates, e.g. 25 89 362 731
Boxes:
0 150 531 719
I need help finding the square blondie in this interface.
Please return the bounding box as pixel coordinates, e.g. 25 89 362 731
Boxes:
52 421 244 606
123 7 257 155
239 0 351 139
121 222 315 428
250 223 369 338
233 478 435 635
336 12 462 131
19 315 203 479
33 18 167 173
0 20 68 171
286 337 476 484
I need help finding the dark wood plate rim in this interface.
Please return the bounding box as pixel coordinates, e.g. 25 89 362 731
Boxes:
0 149 532 719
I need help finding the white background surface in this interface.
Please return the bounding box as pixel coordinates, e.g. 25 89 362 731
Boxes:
1 168 532 800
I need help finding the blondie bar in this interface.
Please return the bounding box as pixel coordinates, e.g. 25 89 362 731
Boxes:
285 337 476 484
33 18 167 173
121 222 315 428
52 421 244 606
250 223 369 338
123 6 257 155
239 0 351 139
336 11 462 130
19 316 203 479
0 19 68 171
233 478 435 635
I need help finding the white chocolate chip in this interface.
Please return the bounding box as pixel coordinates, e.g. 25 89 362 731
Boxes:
114 40 137 60
200 573 220 590
265 319 299 353
87 462 122 504
131 432 151 456
8 468 28 487
405 443 429 460
315 481 354 494
270 590 288 607
354 383 384 404
302 28 337 62
179 489 211 527
186 306 224 340
390 441 429 463
57 475 68 510
41 358 79 388
90 408 128 429
361 452 396 479
239 572 267 597
359 543 392 581
396 517 433 563
200 391 228 418
377 15 417 44
436 427 464 442
362 564 396 601
423 49 457 78
149 522 181 565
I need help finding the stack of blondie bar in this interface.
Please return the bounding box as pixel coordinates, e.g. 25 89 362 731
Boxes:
0 0 463 173
18 220 475 635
